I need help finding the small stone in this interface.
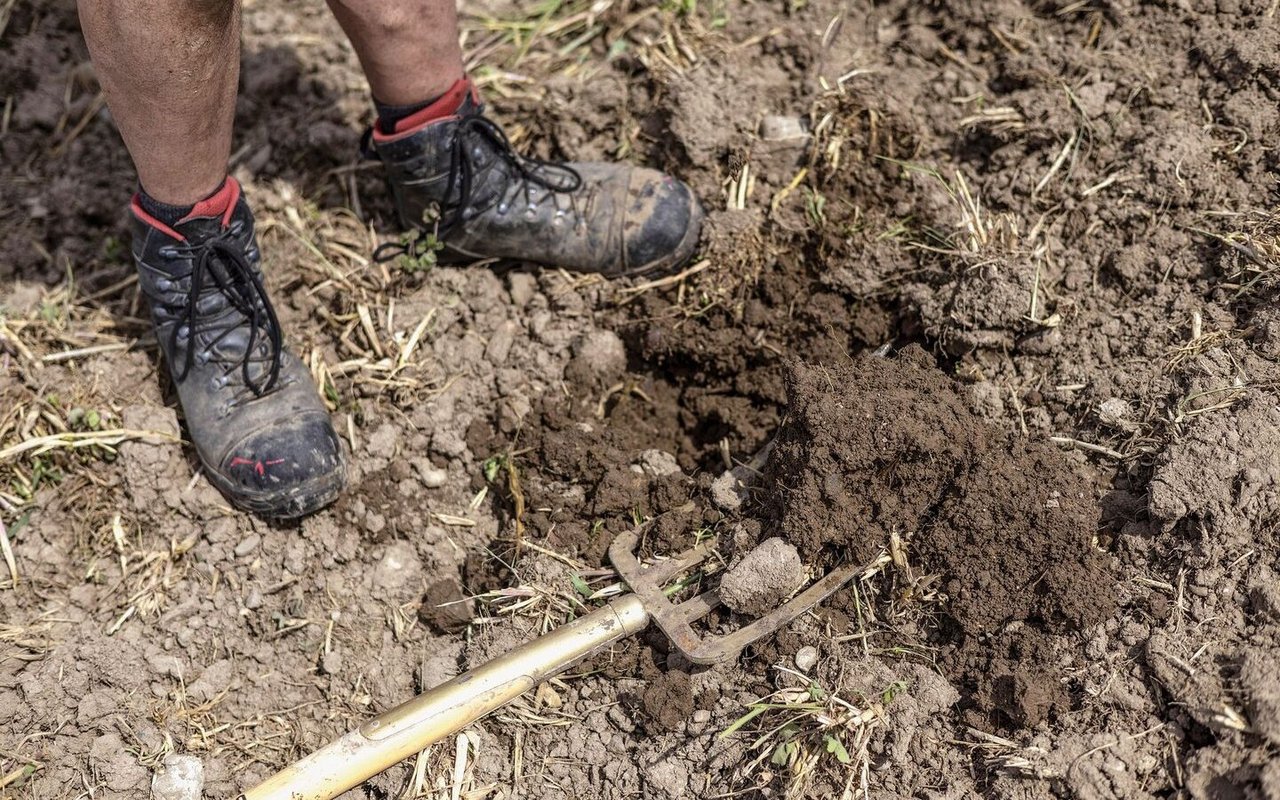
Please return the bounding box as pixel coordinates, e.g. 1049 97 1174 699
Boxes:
636 449 681 478
320 651 343 675
485 320 517 365
372 542 421 591
244 588 263 610
566 330 627 384
710 466 751 511
759 114 810 141
795 646 819 672
146 654 184 680
508 273 537 307
692 709 712 724
413 459 448 488
233 533 261 558
1098 398 1138 431
717 538 806 617
151 754 204 800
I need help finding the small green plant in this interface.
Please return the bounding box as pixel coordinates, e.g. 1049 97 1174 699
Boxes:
803 188 827 227
882 679 909 704
103 236 126 263
67 407 103 431
397 231 444 274
721 671 880 795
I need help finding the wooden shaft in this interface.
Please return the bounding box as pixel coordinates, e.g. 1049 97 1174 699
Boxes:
241 595 649 800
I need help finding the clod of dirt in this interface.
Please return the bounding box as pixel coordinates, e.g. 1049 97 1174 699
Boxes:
634 449 681 478
564 329 627 388
1243 646 1280 747
717 537 805 617
1149 398 1280 538
419 578 475 634
766 349 1115 635
640 669 694 733
710 466 752 512
151 755 204 800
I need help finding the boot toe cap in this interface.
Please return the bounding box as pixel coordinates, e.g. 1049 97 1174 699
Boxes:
216 415 347 518
622 170 704 277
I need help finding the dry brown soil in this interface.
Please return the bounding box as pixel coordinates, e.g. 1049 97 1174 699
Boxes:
4 0 1280 798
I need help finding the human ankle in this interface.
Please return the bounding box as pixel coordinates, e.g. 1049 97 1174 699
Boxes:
136 177 238 229
375 76 472 134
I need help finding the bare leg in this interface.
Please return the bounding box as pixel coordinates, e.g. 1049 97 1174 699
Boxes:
77 0 239 205
325 0 465 106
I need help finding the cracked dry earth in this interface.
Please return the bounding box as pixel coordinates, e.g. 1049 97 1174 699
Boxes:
6 0 1280 799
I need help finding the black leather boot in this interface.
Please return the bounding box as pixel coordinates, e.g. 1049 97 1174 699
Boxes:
131 179 346 518
367 78 703 277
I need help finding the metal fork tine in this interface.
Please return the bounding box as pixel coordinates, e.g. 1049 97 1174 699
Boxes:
634 538 716 587
610 527 877 665
673 589 721 624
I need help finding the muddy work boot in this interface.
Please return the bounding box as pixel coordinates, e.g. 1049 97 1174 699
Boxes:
367 78 703 277
130 178 346 518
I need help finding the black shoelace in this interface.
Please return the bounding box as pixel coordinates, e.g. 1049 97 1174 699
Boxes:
169 232 283 400
373 115 583 263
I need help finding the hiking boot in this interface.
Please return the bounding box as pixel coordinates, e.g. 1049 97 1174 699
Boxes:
130 178 346 518
366 78 703 277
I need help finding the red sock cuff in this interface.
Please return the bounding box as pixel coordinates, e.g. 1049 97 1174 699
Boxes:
179 177 241 227
388 77 474 135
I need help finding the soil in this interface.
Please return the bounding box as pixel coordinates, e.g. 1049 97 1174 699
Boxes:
5 0 1280 799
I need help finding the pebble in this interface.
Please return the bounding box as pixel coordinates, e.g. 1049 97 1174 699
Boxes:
321 651 343 675
244 588 263 610
710 466 750 511
146 654 184 681
607 704 636 733
486 320 517 365
795 646 819 672
635 449 681 478
1098 397 1139 431
507 272 537 307
759 114 810 141
414 460 448 488
692 709 712 724
151 754 204 800
233 533 261 558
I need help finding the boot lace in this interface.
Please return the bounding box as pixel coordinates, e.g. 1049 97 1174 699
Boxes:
373 115 583 263
166 231 283 401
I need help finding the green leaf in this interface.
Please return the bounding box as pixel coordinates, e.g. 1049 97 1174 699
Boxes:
570 573 592 598
771 740 795 766
719 704 769 738
825 734 851 764
482 455 505 483
882 679 910 704
8 510 31 539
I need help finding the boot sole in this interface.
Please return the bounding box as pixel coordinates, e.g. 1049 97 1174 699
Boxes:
205 462 349 520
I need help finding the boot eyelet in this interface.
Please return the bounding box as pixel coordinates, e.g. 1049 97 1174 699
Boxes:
497 202 509 215
159 246 178 258
156 278 172 291
178 324 190 338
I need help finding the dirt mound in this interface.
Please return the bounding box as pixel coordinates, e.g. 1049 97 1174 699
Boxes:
768 349 1114 634
762 349 1116 726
